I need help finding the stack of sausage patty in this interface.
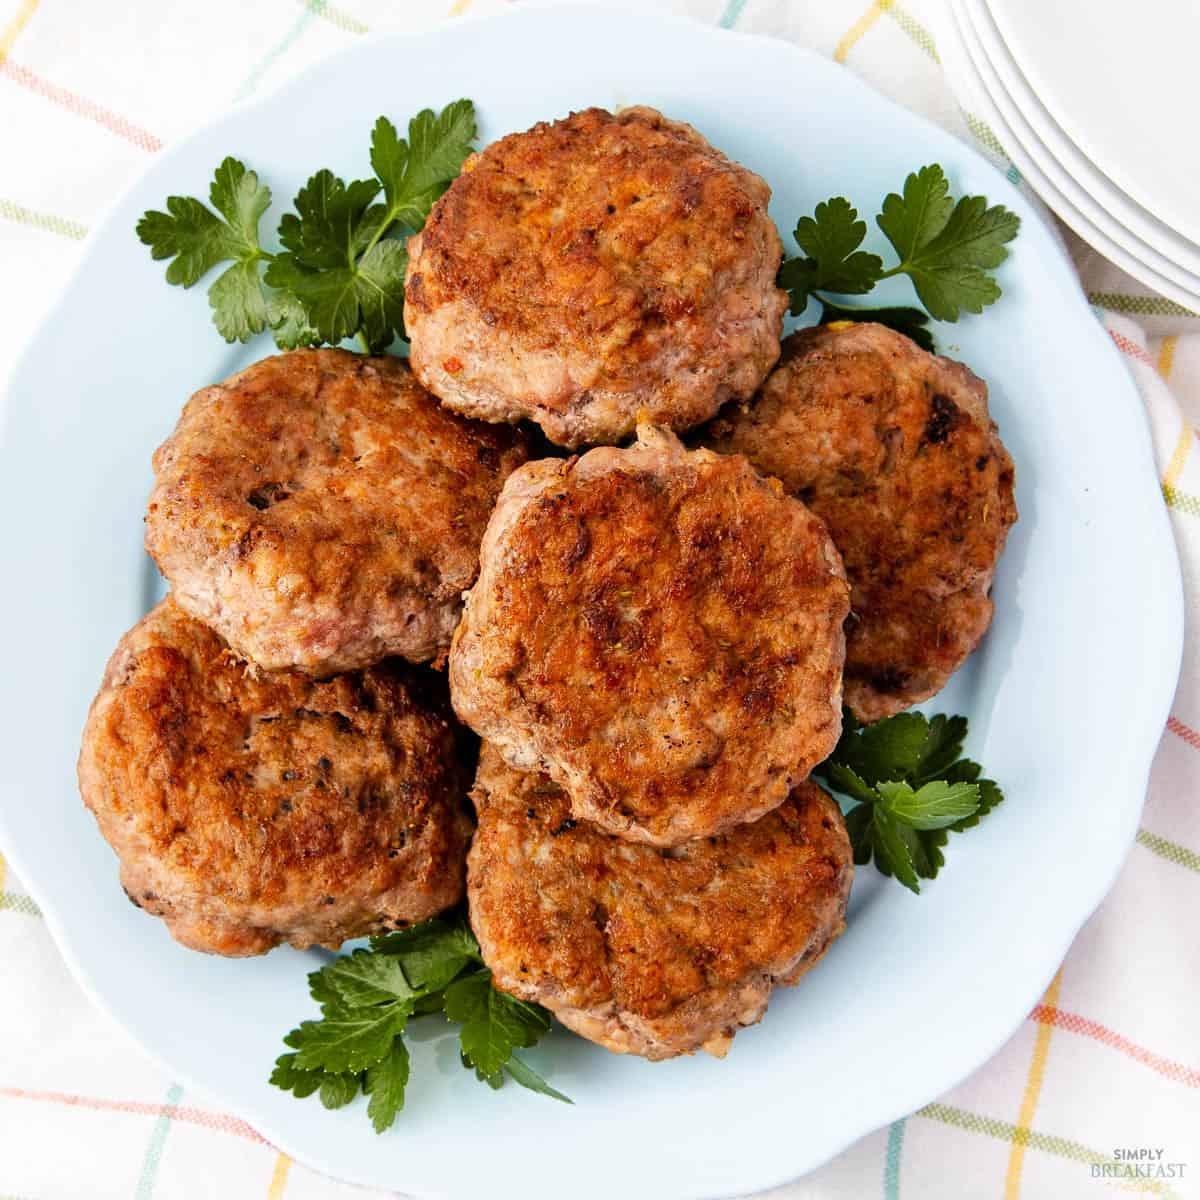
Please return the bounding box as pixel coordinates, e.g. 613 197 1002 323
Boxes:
78 107 1016 1060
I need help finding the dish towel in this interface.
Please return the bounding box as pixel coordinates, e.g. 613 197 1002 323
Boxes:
0 2 1196 1197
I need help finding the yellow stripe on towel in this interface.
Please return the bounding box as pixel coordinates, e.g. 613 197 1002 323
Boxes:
1164 422 1195 491
267 1153 292 1199
1005 967 1064 1198
0 0 39 65
835 0 894 64
1158 335 1179 379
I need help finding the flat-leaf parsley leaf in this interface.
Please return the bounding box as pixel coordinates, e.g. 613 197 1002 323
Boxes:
370 101 478 231
137 157 273 343
285 1003 406 1075
777 197 883 313
877 166 1019 320
443 968 555 1082
816 709 1003 893
364 1040 411 1134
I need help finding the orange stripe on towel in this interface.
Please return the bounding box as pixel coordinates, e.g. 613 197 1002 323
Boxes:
0 1087 269 1144
0 59 162 151
1030 1004 1200 1088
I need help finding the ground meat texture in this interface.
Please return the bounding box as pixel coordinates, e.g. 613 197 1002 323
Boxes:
145 349 529 676
405 106 787 448
449 423 850 847
704 322 1017 721
77 599 473 957
468 746 853 1061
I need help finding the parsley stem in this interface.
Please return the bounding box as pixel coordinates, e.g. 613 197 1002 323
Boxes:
361 204 403 262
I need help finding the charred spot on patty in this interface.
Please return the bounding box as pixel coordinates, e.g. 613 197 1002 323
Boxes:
246 481 291 511
924 392 965 445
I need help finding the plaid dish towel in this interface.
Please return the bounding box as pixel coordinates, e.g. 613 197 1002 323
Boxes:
0 1 1196 1197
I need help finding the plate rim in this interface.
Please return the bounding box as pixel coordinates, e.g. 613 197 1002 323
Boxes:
984 0 1200 249
0 4 1185 1195
960 0 1200 279
942 0 1200 311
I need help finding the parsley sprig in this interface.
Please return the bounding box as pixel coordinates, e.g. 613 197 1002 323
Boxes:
137 101 476 354
779 165 1020 351
816 710 1003 893
271 913 569 1133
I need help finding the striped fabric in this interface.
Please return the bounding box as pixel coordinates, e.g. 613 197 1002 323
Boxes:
0 1 1196 1197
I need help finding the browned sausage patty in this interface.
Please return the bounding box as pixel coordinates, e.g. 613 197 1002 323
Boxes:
705 323 1017 721
146 349 528 676
468 746 852 1060
449 424 849 847
77 599 473 957
405 106 787 448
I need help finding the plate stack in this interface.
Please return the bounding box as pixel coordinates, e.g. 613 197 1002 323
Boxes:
937 0 1200 311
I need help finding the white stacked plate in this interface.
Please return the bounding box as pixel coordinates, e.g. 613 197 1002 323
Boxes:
937 0 1200 311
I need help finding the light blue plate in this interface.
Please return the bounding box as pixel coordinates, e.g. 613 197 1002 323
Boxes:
0 6 1182 1197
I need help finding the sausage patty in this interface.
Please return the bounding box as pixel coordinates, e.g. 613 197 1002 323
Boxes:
405 106 787 447
77 599 473 956
146 349 529 676
704 323 1017 721
468 746 852 1060
449 423 849 847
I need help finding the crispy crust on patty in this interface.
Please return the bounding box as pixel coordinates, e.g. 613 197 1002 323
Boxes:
449 424 849 847
405 106 787 447
77 599 473 956
704 323 1017 720
468 746 852 1060
145 349 529 676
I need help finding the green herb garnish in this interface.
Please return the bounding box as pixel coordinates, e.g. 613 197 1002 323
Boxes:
816 709 1003 894
270 912 569 1132
137 100 477 354
779 164 1020 349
